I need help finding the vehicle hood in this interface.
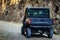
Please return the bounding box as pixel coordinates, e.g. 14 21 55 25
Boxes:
30 18 53 25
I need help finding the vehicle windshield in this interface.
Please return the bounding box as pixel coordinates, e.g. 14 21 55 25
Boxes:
27 8 49 18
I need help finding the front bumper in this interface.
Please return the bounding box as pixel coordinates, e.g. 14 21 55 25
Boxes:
30 26 53 29
23 22 53 29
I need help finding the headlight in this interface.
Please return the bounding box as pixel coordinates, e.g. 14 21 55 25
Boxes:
26 18 31 24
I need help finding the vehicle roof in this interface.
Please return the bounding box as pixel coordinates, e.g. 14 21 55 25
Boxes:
26 7 49 9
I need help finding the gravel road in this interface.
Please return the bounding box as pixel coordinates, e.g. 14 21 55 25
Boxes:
0 21 60 40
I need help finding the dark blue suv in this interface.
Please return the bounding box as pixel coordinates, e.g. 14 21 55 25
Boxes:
21 8 53 38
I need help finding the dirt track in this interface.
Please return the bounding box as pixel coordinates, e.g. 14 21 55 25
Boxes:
0 21 60 40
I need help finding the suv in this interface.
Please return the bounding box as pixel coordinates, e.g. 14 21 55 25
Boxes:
21 8 53 38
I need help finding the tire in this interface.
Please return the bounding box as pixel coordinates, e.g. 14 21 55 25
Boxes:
26 28 31 38
48 29 53 38
21 26 24 35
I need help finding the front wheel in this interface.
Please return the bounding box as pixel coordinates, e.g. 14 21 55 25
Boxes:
48 29 53 38
21 26 24 35
26 28 31 38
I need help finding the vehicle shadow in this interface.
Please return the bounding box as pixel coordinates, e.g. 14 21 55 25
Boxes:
24 33 48 38
32 34 48 38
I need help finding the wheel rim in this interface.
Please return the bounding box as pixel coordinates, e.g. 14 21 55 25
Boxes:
26 28 31 38
48 29 53 38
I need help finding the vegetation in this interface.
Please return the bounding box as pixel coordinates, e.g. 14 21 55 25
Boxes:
0 0 60 22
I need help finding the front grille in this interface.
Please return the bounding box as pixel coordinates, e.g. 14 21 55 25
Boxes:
30 24 50 26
